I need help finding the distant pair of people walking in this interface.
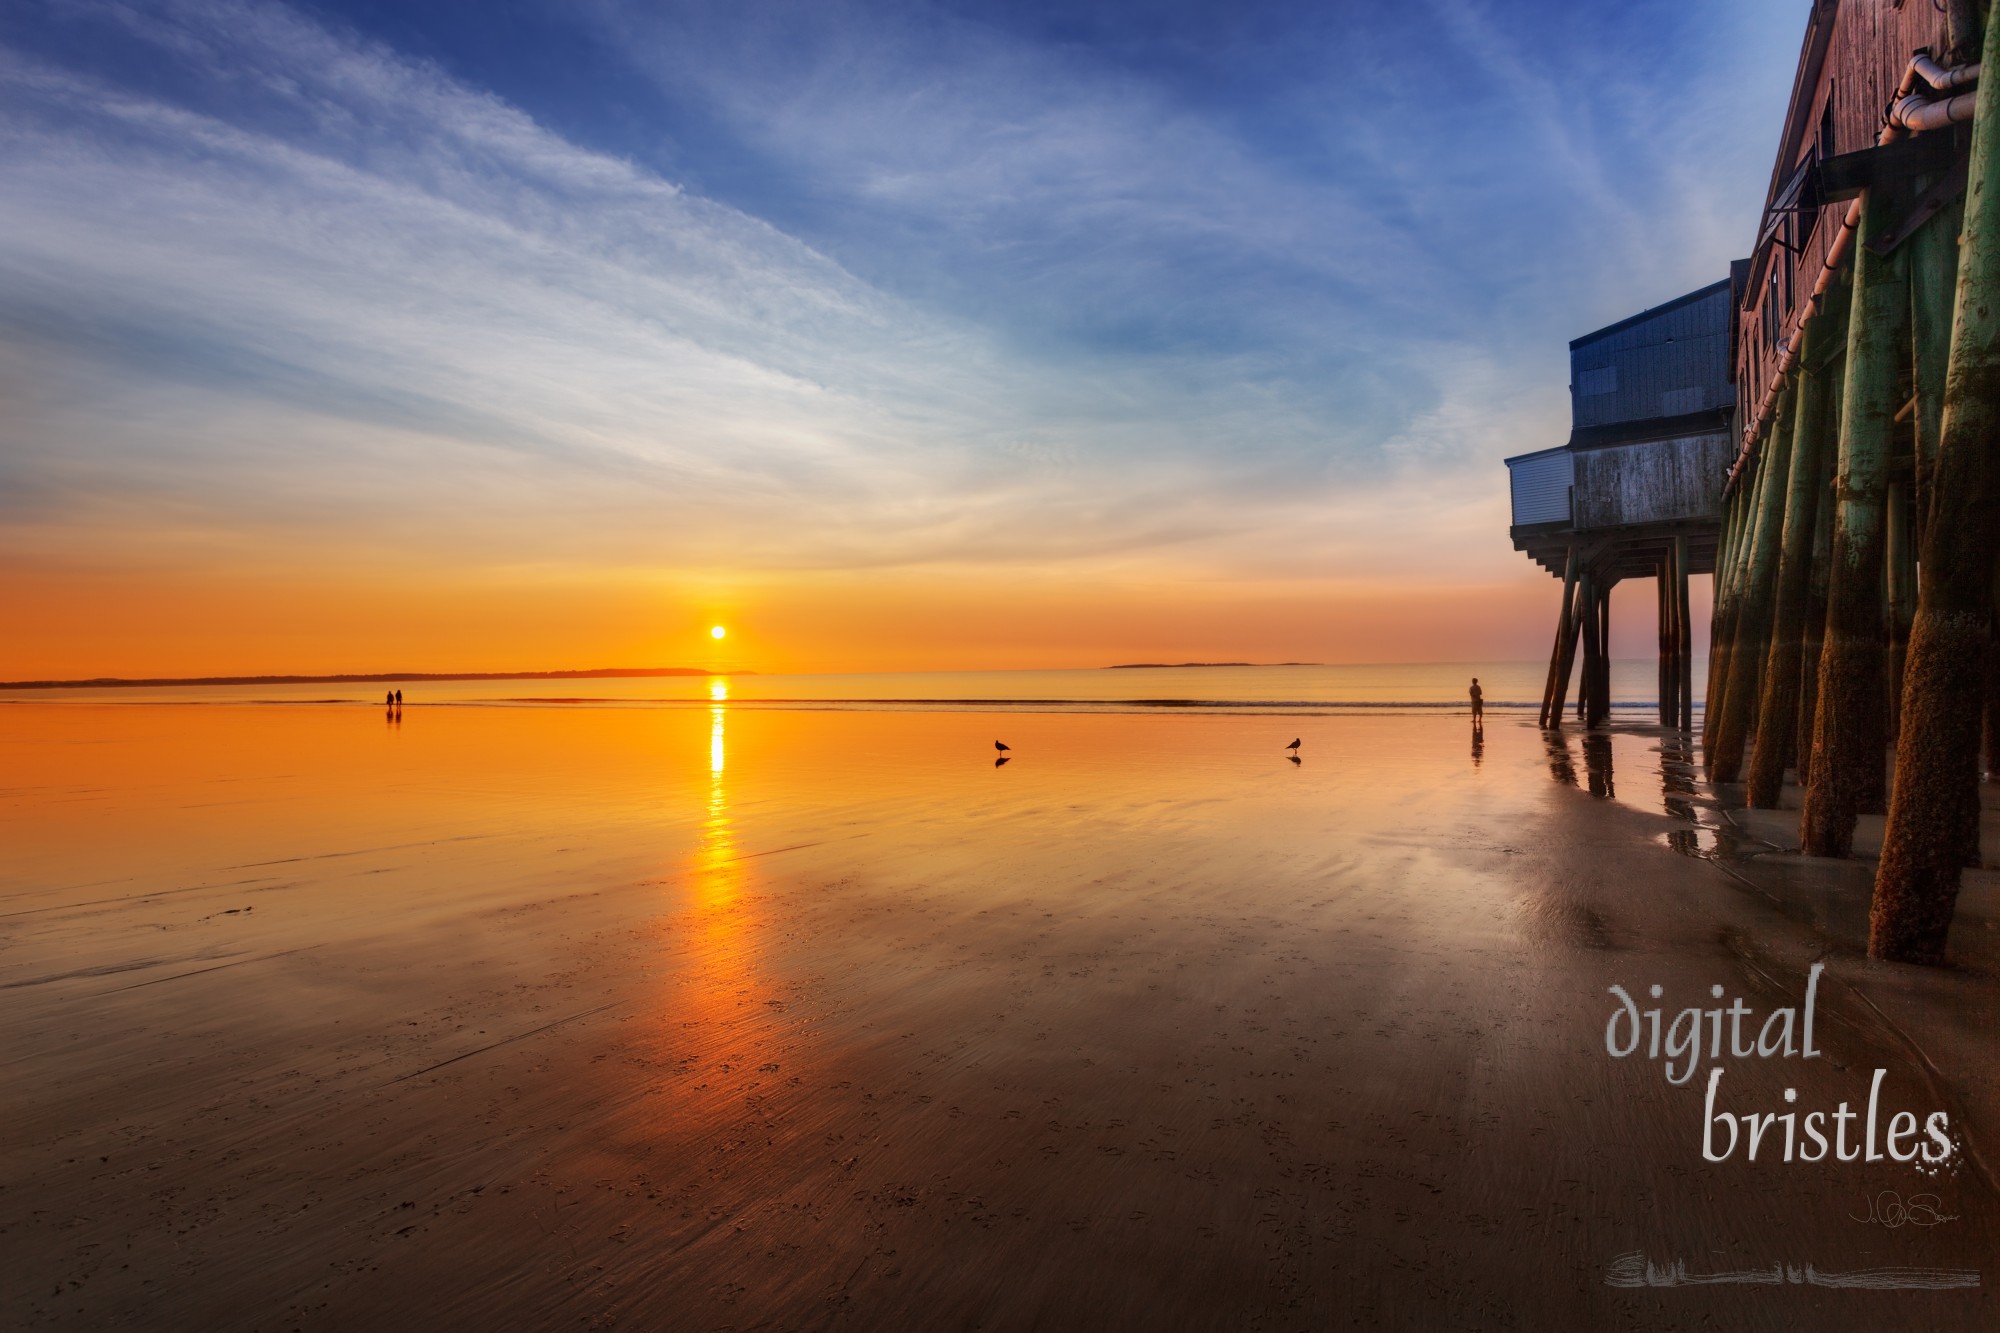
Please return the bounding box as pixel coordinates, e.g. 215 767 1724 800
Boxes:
384 689 403 706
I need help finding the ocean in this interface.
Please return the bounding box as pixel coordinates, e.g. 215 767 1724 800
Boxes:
3 659 1704 712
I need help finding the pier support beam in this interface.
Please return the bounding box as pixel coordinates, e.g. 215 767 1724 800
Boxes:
1749 318 1834 808
1590 581 1613 728
1577 571 1600 725
1674 535 1693 731
1657 558 1674 727
1909 189 1964 528
1705 479 1752 749
1803 184 1908 857
1539 545 1580 728
1796 375 1841 793
1885 479 1918 736
1874 8 2000 961
1711 381 1797 783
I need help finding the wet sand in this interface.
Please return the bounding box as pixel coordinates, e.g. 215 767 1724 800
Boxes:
2 704 1995 1329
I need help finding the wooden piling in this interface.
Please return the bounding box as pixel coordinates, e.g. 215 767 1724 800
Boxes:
1539 546 1581 728
1705 455 1758 751
1657 559 1673 727
1577 571 1600 725
1748 318 1833 808
1711 381 1797 783
1873 7 2000 962
1795 420 1838 794
1550 570 1586 727
1908 194 1965 529
1802 185 1908 857
1674 535 1693 731
1885 479 1918 735
1591 582 1613 728
1986 618 2000 783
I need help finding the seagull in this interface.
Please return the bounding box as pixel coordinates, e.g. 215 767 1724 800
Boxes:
994 740 1011 753
1285 738 1301 754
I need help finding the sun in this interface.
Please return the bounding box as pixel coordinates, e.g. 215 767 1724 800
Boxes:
709 625 727 640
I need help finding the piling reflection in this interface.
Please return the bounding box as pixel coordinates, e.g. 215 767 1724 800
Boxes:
1582 732 1614 799
1658 734 1698 822
1544 731 1576 787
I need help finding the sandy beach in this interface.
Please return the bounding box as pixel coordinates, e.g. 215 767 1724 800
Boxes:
3 702 1995 1329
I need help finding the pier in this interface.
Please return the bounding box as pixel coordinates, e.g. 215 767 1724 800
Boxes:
1516 0 2000 966
1507 280 1734 732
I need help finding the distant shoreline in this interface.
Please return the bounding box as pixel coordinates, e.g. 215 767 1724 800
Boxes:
0 667 748 691
1103 661 1321 669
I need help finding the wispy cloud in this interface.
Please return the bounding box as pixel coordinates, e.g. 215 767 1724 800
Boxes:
0 0 1793 596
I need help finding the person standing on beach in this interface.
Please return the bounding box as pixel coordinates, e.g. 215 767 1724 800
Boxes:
1469 677 1483 724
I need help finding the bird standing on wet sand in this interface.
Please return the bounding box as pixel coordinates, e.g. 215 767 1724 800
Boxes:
1285 738 1301 754
994 740 1011 753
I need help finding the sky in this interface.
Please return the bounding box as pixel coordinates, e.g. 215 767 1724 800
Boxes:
0 0 1798 677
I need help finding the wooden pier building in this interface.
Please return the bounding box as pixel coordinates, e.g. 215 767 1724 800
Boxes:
1637 0 1995 964
1506 279 1736 733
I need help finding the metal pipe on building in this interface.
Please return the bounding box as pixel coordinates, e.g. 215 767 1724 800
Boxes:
1727 53 1982 493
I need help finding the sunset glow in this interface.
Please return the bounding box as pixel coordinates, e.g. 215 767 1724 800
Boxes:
0 0 1784 679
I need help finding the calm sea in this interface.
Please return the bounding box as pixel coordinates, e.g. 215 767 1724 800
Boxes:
3 661 1703 713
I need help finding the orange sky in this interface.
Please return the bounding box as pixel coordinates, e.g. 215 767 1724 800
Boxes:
0 1 1766 684
2 564 1709 681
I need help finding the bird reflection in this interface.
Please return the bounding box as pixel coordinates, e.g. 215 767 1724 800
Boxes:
1287 755 1301 766
994 755 1010 768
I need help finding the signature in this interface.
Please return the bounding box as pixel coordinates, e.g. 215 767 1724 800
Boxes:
1607 1252 1979 1290
1851 1191 1958 1229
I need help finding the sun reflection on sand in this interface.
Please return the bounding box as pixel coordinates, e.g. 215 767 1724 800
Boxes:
698 703 738 907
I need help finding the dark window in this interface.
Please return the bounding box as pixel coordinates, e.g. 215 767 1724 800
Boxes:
1781 217 1794 315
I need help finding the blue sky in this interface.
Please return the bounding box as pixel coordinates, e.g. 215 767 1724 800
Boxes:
0 0 1799 668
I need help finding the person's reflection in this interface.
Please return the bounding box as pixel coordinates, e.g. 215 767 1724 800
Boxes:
1582 731 1614 799
1545 731 1576 787
1470 719 1483 768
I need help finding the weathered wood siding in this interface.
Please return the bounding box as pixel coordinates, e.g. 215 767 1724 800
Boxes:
1507 446 1574 526
1737 0 1953 409
1571 431 1733 529
1572 283 1734 428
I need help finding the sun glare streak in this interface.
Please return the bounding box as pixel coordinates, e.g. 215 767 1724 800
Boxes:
710 678 729 702
695 703 739 911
